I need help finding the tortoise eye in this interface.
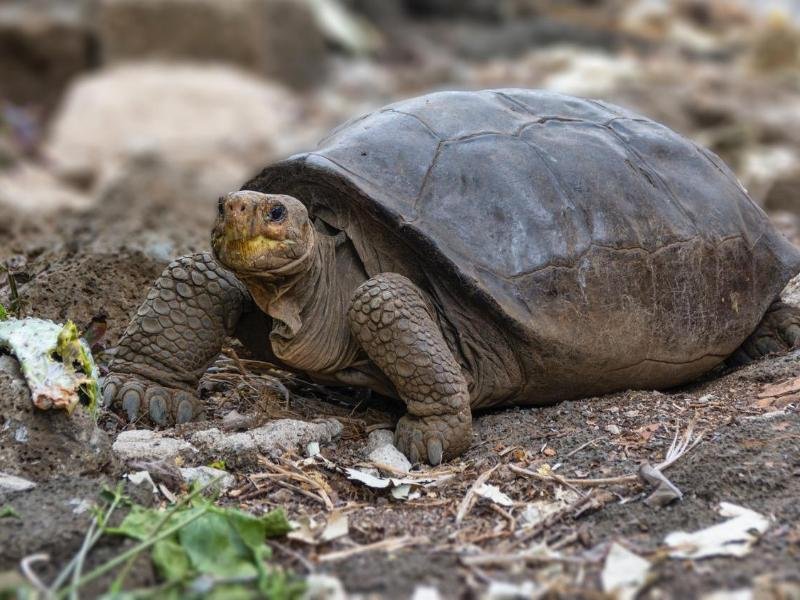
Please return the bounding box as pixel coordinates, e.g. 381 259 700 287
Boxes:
269 205 287 222
217 197 225 216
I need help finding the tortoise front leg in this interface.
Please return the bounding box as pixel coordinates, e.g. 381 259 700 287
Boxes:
348 273 472 465
103 252 250 425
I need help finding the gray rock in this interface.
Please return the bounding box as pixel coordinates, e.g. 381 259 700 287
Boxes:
0 471 36 492
189 418 342 460
45 63 301 192
0 355 112 482
365 429 395 453
96 0 327 89
368 444 412 474
179 466 236 492
112 429 198 463
303 574 347 600
364 428 411 473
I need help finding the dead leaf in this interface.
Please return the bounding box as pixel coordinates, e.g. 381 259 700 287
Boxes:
636 423 660 443
665 502 770 559
639 463 682 507
601 542 651 600
474 483 513 507
320 511 349 543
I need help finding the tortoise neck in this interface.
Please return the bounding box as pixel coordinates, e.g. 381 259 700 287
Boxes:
243 234 363 374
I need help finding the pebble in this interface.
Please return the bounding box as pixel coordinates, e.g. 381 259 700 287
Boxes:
179 466 235 491
0 471 36 493
364 428 412 473
112 430 198 462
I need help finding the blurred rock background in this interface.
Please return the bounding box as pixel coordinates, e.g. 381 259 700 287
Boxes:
3 0 800 331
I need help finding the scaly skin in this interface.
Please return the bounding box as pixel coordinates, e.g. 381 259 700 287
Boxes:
102 252 249 424
729 300 800 366
348 273 472 465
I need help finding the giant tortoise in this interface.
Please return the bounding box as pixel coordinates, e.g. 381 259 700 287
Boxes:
103 89 800 464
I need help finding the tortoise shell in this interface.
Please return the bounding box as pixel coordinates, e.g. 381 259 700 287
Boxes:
244 89 800 406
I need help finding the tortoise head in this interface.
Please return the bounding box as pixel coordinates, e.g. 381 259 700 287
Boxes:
212 191 314 275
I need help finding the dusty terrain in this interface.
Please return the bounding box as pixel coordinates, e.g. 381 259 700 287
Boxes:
2 161 799 598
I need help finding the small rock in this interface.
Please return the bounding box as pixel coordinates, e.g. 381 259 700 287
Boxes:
412 586 443 600
368 444 412 474
0 471 36 493
365 429 395 454
271 488 294 504
189 418 342 460
112 430 198 463
605 424 622 436
179 466 236 492
222 409 255 431
302 574 347 600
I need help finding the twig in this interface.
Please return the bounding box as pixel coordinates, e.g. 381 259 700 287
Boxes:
254 461 333 510
317 536 428 562
489 504 516 533
49 487 126 593
514 490 605 546
268 540 315 573
456 464 499 526
56 507 209 599
564 436 604 459
460 547 585 567
19 553 49 593
258 477 326 506
509 420 704 488
70 519 98 600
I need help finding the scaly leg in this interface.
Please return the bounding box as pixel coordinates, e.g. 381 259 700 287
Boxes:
348 273 472 465
102 252 250 425
729 300 800 366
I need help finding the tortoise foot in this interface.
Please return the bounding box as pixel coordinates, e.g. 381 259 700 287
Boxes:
394 409 472 466
730 301 800 366
102 373 202 426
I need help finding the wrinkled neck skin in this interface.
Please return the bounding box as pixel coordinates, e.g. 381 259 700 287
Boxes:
240 231 364 375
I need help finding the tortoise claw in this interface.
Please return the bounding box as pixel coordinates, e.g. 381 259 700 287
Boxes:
102 373 203 426
427 439 443 466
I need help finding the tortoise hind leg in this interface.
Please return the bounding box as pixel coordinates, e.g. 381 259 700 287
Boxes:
728 300 800 366
348 273 472 465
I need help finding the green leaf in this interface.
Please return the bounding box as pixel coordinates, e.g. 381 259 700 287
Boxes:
179 510 257 579
0 304 7 321
107 505 206 541
0 506 20 519
226 509 269 550
260 508 292 539
151 539 191 582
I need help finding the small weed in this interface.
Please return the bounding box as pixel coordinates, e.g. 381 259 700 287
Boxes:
7 480 302 600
